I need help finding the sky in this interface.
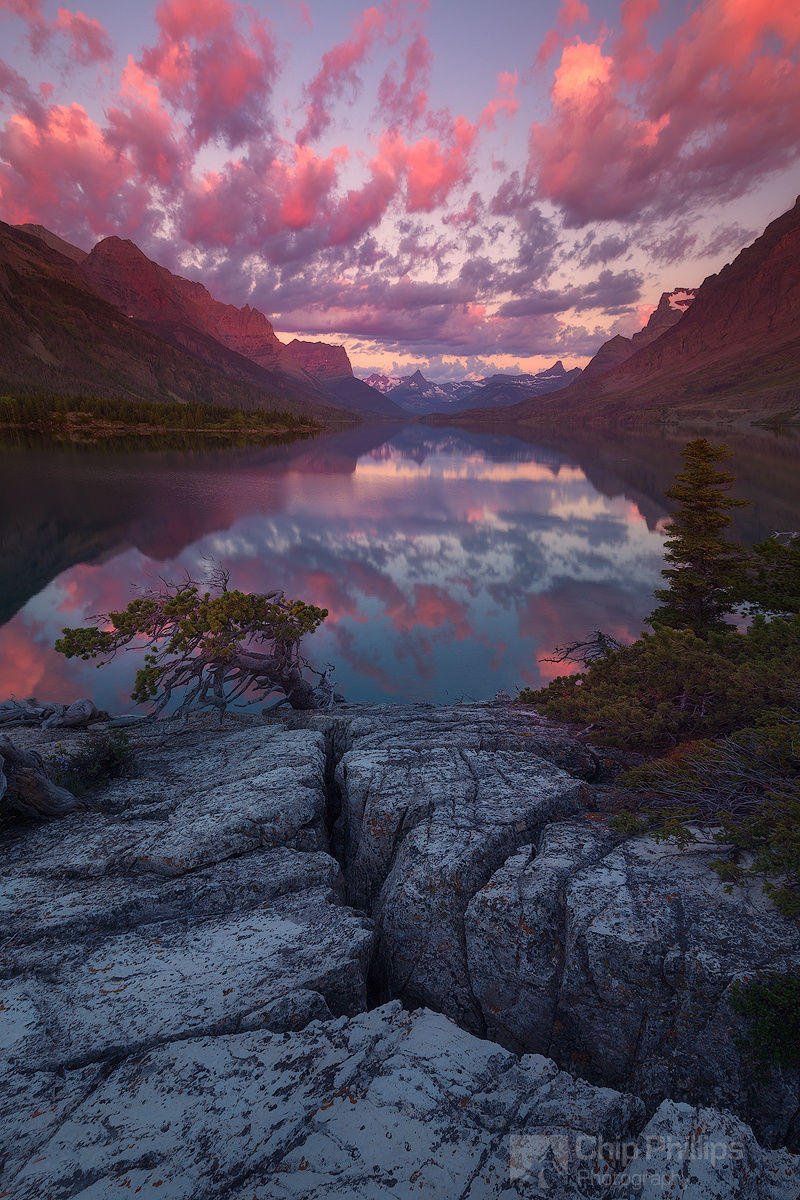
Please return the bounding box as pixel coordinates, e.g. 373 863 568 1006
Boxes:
0 0 799 379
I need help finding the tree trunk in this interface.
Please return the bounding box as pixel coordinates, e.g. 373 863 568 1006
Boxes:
0 737 81 819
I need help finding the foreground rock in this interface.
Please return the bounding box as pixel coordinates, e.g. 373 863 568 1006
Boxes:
0 721 372 1183
2 702 799 1195
464 821 800 1150
9 1002 798 1200
290 704 800 1149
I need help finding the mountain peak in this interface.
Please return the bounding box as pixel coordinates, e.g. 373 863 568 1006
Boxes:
282 340 353 380
91 236 149 261
15 223 88 264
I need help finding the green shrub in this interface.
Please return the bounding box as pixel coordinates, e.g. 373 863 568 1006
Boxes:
56 569 329 716
47 730 135 797
739 534 800 617
616 714 800 916
730 972 800 1069
520 617 800 751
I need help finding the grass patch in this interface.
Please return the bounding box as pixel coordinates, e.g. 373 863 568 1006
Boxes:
47 730 136 797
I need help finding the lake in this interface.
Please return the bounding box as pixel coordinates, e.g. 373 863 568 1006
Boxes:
1 423 798 712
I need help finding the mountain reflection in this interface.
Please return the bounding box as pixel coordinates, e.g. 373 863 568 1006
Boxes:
0 424 796 709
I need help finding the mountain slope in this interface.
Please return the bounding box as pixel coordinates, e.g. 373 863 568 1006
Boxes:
577 289 697 385
0 223 333 417
16 223 88 264
81 237 283 365
79 238 395 418
282 341 405 417
458 201 800 428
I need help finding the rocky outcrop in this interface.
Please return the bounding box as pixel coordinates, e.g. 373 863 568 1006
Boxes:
293 704 800 1150
8 1000 797 1200
0 721 373 1190
281 340 406 416
282 339 353 380
629 288 696 350
2 703 798 1197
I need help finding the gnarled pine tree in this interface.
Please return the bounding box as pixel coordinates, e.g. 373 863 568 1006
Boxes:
649 437 747 635
55 566 331 717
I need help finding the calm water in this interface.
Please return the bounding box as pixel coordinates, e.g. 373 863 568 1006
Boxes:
1 424 798 712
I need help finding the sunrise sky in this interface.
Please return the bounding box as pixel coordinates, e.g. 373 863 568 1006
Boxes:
1 0 798 378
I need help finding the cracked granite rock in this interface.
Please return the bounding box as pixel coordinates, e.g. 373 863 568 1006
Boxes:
299 707 800 1148
465 820 800 1149
3 704 799 1195
0 722 373 1183
10 1002 797 1200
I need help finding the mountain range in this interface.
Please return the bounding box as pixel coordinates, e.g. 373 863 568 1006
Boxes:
4 195 799 430
362 361 582 414
452 197 800 429
0 222 403 421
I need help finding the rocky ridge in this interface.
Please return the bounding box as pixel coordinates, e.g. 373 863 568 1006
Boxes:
2 703 799 1198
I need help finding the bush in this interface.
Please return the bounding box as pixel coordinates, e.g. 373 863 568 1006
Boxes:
47 730 135 797
739 534 800 617
730 972 800 1069
520 617 800 751
615 713 800 916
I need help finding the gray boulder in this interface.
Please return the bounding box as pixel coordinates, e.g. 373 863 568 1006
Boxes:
465 821 800 1149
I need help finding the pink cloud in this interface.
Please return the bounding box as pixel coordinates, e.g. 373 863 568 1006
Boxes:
297 3 392 145
277 142 348 229
530 0 800 224
1 0 113 63
104 57 185 186
0 0 43 18
0 101 150 235
138 0 278 149
372 114 478 212
377 31 432 130
478 70 519 130
535 0 590 69
53 7 113 64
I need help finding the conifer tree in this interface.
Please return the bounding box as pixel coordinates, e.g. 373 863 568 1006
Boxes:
649 438 748 635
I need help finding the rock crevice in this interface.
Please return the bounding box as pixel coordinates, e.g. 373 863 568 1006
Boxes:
301 704 800 1152
2 703 799 1198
